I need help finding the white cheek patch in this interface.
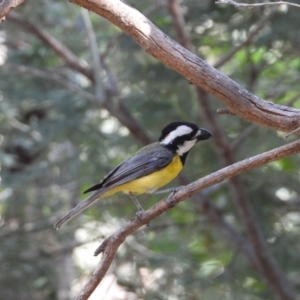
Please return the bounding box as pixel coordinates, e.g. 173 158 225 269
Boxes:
161 125 193 145
176 139 197 156
195 129 201 137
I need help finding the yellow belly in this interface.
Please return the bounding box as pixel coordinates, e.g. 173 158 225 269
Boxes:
101 155 183 198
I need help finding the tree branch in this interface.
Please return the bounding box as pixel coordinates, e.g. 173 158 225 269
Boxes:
195 60 296 299
81 8 106 100
166 4 264 283
0 0 24 22
168 0 263 276
167 2 297 299
167 0 193 51
216 0 300 9
75 139 300 300
70 0 300 134
6 11 93 80
198 53 297 300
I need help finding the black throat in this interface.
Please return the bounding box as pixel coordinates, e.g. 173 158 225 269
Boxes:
162 143 189 165
179 152 189 165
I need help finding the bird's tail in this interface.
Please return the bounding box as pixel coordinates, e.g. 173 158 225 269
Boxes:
54 189 104 229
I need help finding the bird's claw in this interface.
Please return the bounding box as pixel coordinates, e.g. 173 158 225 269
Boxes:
135 209 150 227
135 209 144 220
167 186 183 207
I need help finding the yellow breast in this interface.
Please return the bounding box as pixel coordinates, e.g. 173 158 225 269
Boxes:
101 155 183 197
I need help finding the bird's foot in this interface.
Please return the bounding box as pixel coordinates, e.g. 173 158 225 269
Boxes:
135 209 150 227
135 209 144 220
167 186 183 207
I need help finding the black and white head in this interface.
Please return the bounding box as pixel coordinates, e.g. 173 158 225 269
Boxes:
159 121 212 163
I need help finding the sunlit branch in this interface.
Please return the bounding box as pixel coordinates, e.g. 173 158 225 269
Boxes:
70 0 300 134
0 0 25 22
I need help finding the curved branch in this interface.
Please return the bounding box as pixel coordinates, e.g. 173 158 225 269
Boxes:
0 0 24 22
70 0 300 134
6 11 93 80
75 139 300 300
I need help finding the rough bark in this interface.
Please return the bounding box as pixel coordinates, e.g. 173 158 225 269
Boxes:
70 0 300 134
0 0 24 21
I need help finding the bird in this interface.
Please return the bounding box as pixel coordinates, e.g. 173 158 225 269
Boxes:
54 121 212 229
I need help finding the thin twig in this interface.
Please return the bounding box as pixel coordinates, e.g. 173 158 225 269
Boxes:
215 0 300 9
214 9 275 69
284 127 300 139
167 0 193 50
81 8 106 101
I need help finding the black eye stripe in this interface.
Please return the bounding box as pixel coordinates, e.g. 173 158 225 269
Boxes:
174 134 195 144
189 131 197 138
159 122 199 141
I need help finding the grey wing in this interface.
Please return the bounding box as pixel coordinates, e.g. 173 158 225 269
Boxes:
83 148 173 194
100 150 173 189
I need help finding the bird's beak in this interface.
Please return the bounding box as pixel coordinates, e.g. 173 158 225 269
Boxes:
197 128 213 141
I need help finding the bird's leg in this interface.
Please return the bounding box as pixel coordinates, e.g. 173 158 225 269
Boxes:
153 187 174 195
155 186 184 206
129 193 150 226
129 192 144 212
153 185 184 207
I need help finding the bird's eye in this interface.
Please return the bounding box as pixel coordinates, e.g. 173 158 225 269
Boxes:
188 132 196 139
